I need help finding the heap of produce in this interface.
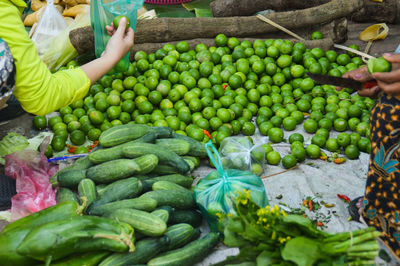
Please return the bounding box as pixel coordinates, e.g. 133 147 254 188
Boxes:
0 124 222 266
34 34 374 168
219 191 381 266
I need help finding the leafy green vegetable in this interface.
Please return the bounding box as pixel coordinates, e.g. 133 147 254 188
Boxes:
194 8 213 17
182 0 214 10
281 237 323 266
0 133 29 164
220 191 381 265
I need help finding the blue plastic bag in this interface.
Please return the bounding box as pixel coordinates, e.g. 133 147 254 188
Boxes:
194 141 269 232
90 0 144 72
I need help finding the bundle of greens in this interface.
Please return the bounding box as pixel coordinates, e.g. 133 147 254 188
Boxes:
218 191 381 266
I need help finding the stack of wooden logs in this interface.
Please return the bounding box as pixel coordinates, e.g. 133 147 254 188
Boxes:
69 0 394 58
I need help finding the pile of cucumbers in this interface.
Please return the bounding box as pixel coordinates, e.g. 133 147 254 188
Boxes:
0 201 135 265
11 123 219 265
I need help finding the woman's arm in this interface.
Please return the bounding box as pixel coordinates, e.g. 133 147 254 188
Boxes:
81 17 134 85
0 1 133 116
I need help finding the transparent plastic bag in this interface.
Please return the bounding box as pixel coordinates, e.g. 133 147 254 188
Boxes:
90 0 144 72
31 0 67 57
41 13 91 71
220 136 266 176
194 141 269 232
4 137 58 221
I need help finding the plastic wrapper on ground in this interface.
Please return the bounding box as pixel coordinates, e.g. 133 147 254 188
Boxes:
4 138 58 221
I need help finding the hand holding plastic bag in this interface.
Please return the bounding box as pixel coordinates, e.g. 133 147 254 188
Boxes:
194 141 269 232
90 0 144 72
31 0 67 57
4 138 58 221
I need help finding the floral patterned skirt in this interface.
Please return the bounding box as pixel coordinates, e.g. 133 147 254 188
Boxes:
363 94 400 259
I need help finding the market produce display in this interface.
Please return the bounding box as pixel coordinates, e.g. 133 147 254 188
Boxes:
0 124 221 265
218 191 381 266
34 34 374 172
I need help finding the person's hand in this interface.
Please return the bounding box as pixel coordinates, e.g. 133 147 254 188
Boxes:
102 17 134 65
371 53 400 96
337 66 380 98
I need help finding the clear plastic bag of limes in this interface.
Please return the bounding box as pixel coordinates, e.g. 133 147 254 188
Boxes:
219 136 266 176
194 141 269 232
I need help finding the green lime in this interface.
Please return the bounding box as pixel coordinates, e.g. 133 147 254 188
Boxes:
358 138 371 153
70 130 85 145
88 110 104 125
291 147 306 162
311 135 326 148
266 151 281 165
306 144 321 159
311 31 323 40
74 146 89 155
268 127 284 143
54 129 68 141
113 15 130 30
282 117 297 131
33 116 47 130
282 154 297 169
288 133 303 144
367 57 391 74
337 132 351 148
334 118 348 132
49 116 63 128
67 121 81 133
88 128 101 141
242 121 256 136
304 119 318 134
51 136 66 152
345 144 360 160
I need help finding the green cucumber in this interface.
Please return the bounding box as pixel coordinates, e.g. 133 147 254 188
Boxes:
88 197 157 216
99 236 170 266
122 143 190 174
172 133 207 158
106 209 167 237
96 184 108 196
155 139 190 155
58 169 87 188
183 158 196 172
169 210 203 227
50 251 110 266
140 190 195 209
0 202 82 266
50 157 93 187
151 164 179 175
88 177 142 211
99 124 151 147
17 216 134 261
56 188 79 203
86 159 140 183
78 179 97 209
191 228 201 241
145 174 193 188
151 209 169 223
164 223 195 250
88 132 157 164
181 156 200 168
134 154 158 174
147 232 220 266
151 127 173 138
152 181 189 192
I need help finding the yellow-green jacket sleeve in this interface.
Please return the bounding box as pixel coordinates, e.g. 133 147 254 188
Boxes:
0 0 91 116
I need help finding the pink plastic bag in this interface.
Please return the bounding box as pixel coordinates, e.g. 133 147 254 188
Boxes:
4 138 58 221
